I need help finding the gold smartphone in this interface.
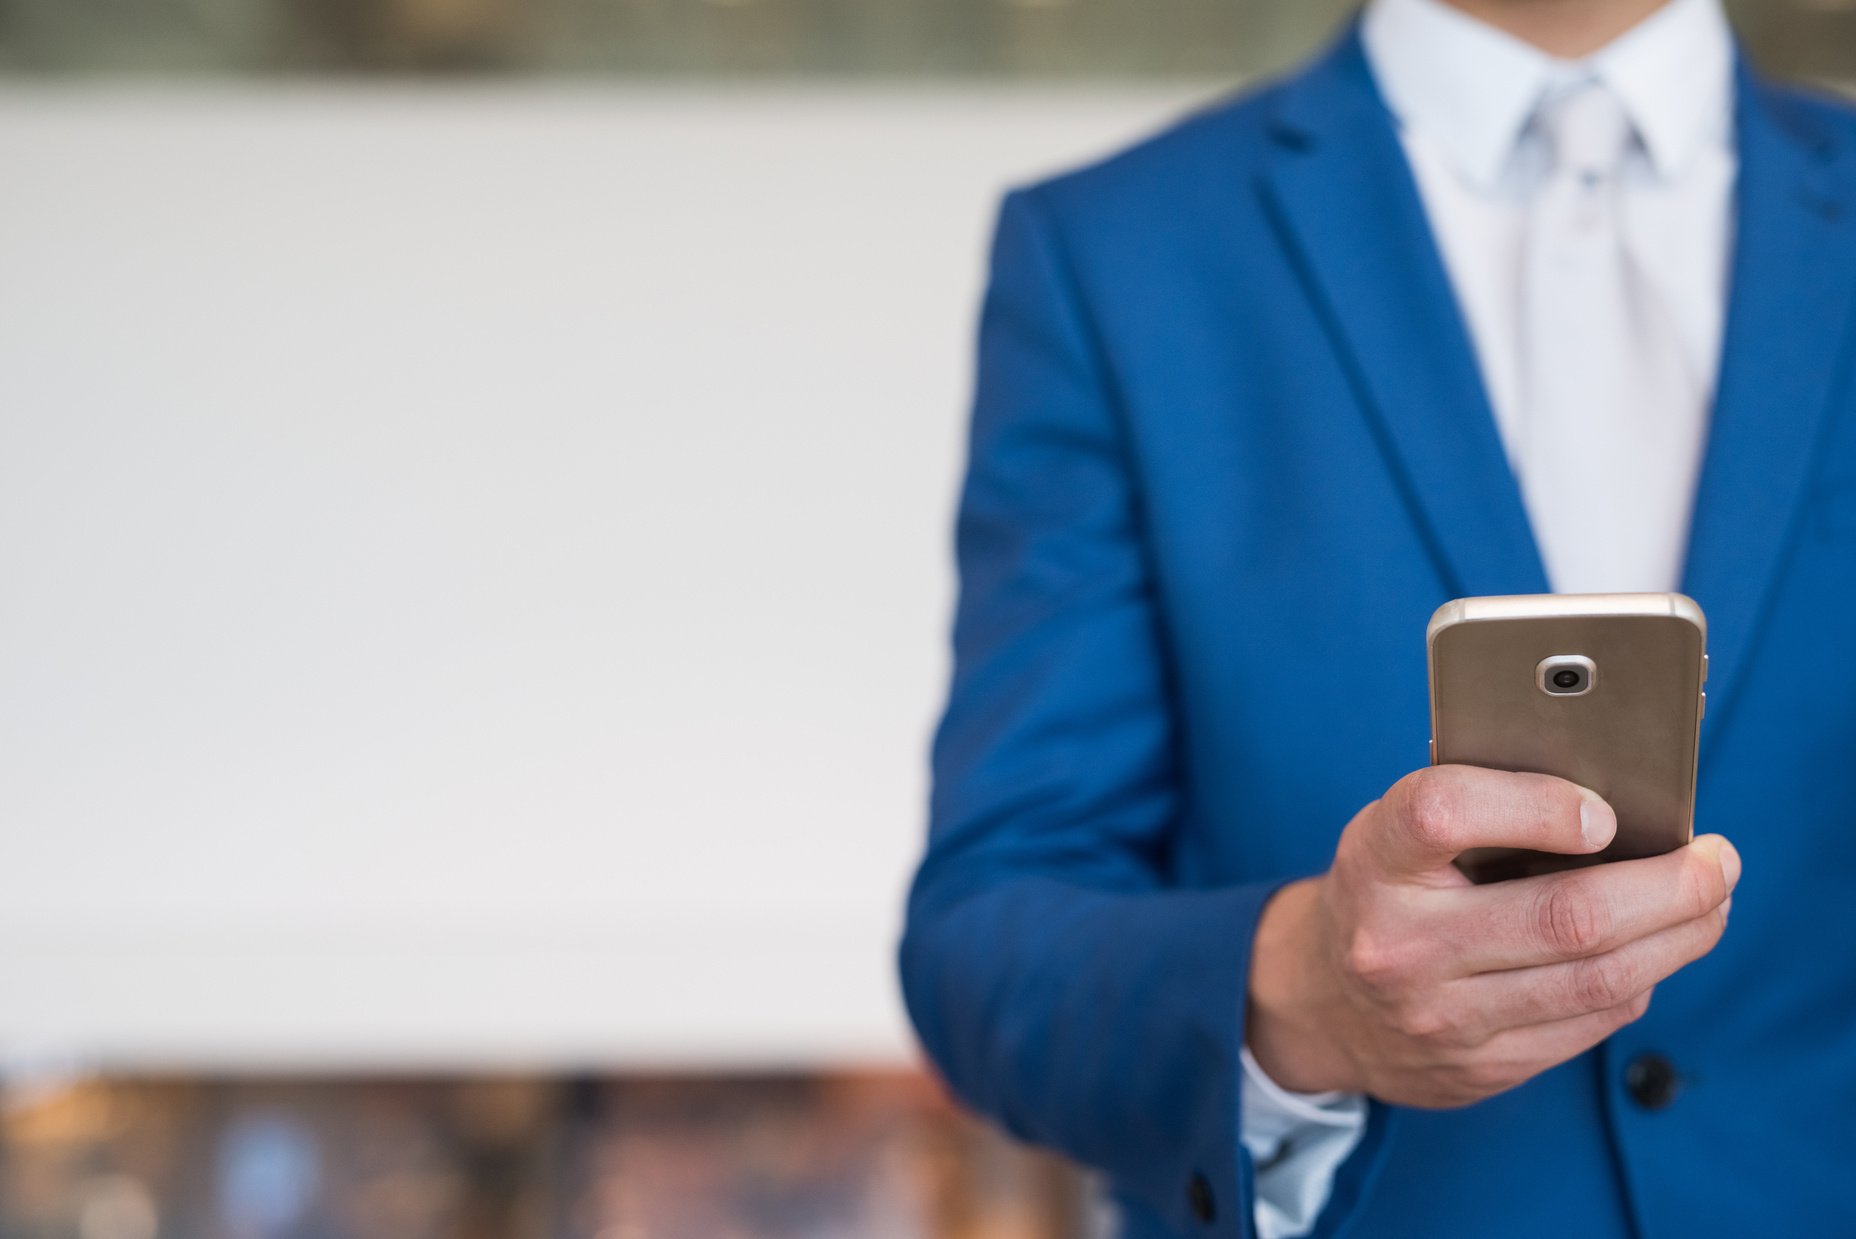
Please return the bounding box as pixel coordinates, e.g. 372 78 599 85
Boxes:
1427 593 1707 884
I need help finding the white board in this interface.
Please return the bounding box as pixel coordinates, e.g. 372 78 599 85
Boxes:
0 83 1211 1070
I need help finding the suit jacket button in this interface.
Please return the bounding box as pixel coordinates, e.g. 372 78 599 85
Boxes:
1624 1053 1682 1110
1187 1171 1215 1223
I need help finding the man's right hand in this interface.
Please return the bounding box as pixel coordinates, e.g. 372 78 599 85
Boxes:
1245 764 1739 1108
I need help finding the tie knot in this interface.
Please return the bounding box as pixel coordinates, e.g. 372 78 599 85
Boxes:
1535 81 1634 183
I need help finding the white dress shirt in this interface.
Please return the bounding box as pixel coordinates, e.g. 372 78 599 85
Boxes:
1240 0 1736 1234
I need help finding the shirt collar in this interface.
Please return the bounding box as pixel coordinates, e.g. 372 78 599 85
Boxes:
1361 0 1735 190
1598 0 1735 177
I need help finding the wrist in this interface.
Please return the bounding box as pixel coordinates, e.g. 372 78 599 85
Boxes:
1246 877 1364 1095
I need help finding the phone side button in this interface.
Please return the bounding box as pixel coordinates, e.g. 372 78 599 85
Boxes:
1429 738 1436 764
1702 654 1710 684
1699 691 1707 719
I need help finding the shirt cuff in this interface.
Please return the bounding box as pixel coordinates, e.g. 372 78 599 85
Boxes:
1238 1045 1369 1239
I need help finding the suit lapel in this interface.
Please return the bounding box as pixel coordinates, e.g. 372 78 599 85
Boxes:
1262 38 1856 739
1681 64 1856 748
1258 30 1550 601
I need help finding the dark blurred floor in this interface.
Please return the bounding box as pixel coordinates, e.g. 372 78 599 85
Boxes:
0 1071 1086 1239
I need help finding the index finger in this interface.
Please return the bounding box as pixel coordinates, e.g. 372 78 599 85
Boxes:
1447 834 1740 972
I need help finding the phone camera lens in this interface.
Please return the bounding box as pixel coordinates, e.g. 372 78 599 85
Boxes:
1538 655 1596 696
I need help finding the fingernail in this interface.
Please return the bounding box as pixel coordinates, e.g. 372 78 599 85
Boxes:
1719 840 1742 890
1580 794 1616 850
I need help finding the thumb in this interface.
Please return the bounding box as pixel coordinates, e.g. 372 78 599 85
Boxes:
1368 765 1615 878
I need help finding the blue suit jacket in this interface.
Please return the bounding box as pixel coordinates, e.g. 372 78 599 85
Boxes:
900 24 1856 1239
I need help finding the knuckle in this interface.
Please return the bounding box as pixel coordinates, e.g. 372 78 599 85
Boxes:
1625 988 1654 1022
1568 953 1635 1012
1681 853 1727 918
1407 1004 1480 1049
1595 991 1651 1038
1454 1058 1519 1098
1388 1001 1449 1043
1534 881 1610 957
1342 929 1407 993
1398 768 1462 853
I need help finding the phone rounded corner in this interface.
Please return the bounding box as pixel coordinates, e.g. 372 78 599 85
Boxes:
1667 592 1708 643
1426 598 1468 651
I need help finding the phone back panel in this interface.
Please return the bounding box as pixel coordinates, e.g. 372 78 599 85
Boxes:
1427 593 1706 883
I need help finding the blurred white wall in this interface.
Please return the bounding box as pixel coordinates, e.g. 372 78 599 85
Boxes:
0 84 1208 1071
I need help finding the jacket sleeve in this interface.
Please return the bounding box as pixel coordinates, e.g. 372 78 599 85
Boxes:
898 186 1292 1236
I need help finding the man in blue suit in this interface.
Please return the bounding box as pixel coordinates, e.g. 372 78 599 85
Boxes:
900 0 1856 1234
